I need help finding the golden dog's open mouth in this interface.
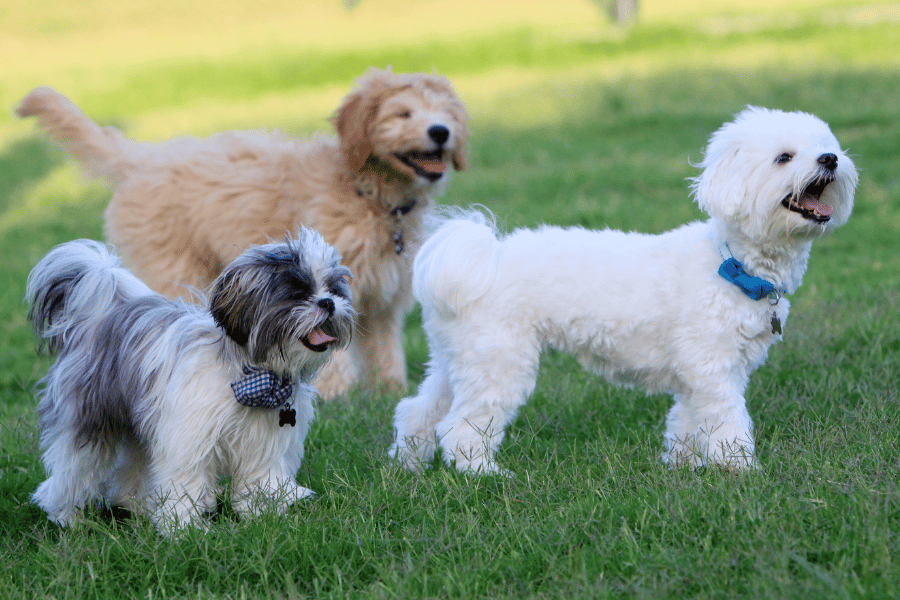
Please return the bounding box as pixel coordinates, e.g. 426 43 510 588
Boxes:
781 177 835 223
398 150 448 181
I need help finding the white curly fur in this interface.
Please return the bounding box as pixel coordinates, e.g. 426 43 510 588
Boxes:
391 107 858 474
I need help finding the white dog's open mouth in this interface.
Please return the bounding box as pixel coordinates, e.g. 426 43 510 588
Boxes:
781 177 835 223
302 322 340 352
398 150 448 181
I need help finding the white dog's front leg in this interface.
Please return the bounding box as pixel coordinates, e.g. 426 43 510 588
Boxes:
663 393 756 469
232 471 314 516
148 480 218 534
390 368 454 471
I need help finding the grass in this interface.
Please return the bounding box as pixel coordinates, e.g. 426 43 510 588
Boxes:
2 0 900 597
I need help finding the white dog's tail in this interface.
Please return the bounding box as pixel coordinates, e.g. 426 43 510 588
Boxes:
26 240 154 354
16 87 142 183
414 209 501 318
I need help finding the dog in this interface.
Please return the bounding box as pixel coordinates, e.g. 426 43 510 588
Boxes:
390 107 858 474
26 229 354 532
16 67 469 398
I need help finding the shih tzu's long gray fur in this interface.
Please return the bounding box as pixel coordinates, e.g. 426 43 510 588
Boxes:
27 229 354 532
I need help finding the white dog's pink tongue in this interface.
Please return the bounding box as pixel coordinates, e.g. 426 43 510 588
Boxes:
308 328 338 346
801 195 833 217
412 157 448 174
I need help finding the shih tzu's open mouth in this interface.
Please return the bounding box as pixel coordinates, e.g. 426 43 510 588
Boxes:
781 175 835 223
398 150 448 182
301 320 340 353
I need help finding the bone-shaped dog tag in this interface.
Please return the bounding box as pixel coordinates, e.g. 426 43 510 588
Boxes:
771 313 782 335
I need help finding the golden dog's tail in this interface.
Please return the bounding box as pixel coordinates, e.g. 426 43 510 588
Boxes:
16 87 139 183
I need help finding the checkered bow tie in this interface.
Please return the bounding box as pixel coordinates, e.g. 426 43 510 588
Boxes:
231 367 294 409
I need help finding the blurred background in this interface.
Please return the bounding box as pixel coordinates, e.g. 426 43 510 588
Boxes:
1 0 898 370
2 8 899 594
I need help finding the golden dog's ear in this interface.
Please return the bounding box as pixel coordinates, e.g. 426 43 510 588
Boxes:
452 133 469 172
333 90 374 173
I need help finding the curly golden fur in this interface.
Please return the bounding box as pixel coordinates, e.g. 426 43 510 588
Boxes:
17 68 469 398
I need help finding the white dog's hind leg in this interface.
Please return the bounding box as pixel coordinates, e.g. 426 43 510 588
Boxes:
389 367 454 471
435 354 539 475
663 392 755 469
33 430 116 525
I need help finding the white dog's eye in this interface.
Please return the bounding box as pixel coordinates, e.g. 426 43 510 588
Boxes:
775 152 794 165
396 110 412 119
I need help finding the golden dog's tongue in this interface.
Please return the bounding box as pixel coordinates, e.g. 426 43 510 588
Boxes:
308 327 338 346
410 157 448 174
800 193 833 217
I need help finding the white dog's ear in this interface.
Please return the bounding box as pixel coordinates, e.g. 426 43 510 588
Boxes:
692 147 748 222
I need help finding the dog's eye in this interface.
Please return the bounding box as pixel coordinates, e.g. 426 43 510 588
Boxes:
396 110 412 119
775 153 794 165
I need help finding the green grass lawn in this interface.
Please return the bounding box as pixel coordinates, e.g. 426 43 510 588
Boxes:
1 1 899 598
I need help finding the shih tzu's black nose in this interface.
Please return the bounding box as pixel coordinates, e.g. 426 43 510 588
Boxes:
818 153 838 171
428 125 450 146
317 298 335 315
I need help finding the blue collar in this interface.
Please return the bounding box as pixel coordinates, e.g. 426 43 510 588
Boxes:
717 244 783 302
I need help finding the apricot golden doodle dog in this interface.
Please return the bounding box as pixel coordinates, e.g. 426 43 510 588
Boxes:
391 107 858 474
17 68 469 398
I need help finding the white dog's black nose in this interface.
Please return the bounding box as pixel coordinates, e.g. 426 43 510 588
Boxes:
318 297 335 315
818 153 838 171
428 125 450 146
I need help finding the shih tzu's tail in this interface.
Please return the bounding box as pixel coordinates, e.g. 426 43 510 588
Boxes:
413 208 501 318
16 87 143 184
26 239 154 354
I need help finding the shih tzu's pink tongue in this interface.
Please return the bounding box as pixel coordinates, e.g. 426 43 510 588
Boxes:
800 195 834 217
308 327 338 346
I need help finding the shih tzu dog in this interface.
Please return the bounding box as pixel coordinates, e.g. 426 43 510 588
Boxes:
17 67 469 399
390 107 858 474
26 229 354 532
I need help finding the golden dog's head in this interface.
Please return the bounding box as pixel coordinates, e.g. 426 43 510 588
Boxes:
333 68 469 183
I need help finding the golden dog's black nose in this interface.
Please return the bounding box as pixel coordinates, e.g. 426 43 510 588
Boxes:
428 125 450 146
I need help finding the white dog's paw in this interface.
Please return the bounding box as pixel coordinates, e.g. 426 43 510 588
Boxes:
232 480 316 517
445 449 508 477
388 437 438 473
286 485 316 503
663 433 756 470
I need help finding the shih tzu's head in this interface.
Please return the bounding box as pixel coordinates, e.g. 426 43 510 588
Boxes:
209 229 355 377
691 106 858 241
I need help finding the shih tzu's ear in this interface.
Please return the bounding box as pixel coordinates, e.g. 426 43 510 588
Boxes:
209 265 260 346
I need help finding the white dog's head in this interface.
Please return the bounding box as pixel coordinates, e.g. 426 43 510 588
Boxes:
692 106 858 242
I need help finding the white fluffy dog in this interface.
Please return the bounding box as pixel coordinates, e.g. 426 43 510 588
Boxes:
27 230 354 532
391 107 858 474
